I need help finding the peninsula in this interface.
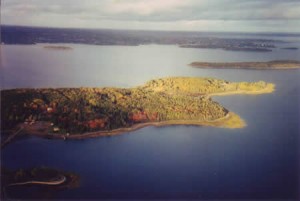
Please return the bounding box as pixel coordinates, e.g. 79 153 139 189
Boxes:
1 77 274 140
189 60 300 70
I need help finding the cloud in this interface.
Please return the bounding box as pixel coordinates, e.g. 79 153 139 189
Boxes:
104 0 189 15
1 0 300 32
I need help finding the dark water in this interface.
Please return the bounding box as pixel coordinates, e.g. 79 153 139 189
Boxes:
1 43 300 199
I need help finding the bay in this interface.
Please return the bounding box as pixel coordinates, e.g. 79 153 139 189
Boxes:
1 40 299 199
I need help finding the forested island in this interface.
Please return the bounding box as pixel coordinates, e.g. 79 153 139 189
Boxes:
1 77 274 140
189 60 300 69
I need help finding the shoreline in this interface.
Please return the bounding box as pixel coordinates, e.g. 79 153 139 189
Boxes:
23 112 245 140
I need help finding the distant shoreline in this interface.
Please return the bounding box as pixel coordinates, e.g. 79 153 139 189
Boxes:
190 60 300 70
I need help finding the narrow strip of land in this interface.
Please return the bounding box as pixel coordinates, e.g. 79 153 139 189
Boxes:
207 88 275 97
189 60 300 70
7 175 66 187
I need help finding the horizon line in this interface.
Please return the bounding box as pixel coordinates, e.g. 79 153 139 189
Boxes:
2 24 300 36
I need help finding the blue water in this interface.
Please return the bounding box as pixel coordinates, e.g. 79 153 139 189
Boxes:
1 42 300 199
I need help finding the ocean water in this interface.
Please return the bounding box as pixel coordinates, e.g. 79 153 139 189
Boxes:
1 41 300 199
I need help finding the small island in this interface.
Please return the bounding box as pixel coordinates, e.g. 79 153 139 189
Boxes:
1 77 274 141
1 166 79 200
189 60 300 69
43 46 73 50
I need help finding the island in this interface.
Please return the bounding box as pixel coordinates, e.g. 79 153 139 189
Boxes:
189 60 300 69
180 45 273 52
1 77 274 141
1 166 79 200
281 47 299 50
43 46 73 50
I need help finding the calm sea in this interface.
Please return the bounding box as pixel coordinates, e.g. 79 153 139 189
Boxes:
1 37 299 199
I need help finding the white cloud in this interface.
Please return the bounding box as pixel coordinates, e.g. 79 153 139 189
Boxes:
104 0 190 15
1 0 300 32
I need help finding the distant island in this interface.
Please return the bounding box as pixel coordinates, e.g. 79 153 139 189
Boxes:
190 60 300 70
281 47 298 50
44 46 72 50
1 77 274 141
180 45 273 52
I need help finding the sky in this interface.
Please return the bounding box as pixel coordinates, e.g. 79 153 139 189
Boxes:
2 0 300 33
